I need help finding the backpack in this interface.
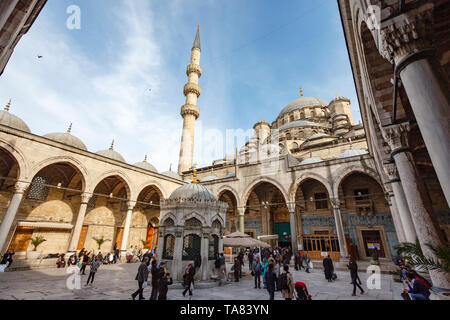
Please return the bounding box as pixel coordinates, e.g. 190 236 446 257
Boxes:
280 273 289 291
214 258 221 268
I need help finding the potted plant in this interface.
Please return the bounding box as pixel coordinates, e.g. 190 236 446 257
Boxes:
371 253 380 265
93 236 110 254
26 236 46 259
141 240 151 254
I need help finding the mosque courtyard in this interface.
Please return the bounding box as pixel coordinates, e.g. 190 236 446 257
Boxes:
0 262 404 300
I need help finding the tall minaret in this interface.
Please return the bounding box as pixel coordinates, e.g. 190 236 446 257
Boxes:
178 25 202 175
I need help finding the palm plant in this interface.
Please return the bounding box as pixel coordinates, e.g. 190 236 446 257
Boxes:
93 236 110 250
141 240 151 249
30 236 46 251
394 239 450 274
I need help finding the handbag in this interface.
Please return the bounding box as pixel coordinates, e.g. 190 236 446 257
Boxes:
142 281 148 289
309 261 314 269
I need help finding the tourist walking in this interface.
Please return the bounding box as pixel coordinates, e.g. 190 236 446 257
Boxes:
237 250 244 278
323 254 334 282
280 265 295 300
86 256 101 286
80 251 89 275
248 250 254 271
158 272 173 300
252 257 263 289
131 257 150 300
149 259 160 300
182 263 196 297
262 258 269 289
347 256 364 296
264 263 277 300
56 253 66 268
274 259 281 291
303 252 311 273
218 253 226 280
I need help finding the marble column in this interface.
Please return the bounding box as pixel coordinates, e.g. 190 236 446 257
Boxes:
296 207 304 250
68 192 91 252
238 207 245 233
0 181 28 253
173 229 184 281
379 2 450 207
382 123 450 289
289 210 298 252
384 163 417 243
156 228 165 261
201 230 210 281
330 199 348 259
120 202 135 253
386 191 406 244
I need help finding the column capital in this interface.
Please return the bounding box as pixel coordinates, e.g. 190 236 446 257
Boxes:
378 3 434 64
80 192 91 204
14 181 29 194
383 162 399 181
238 207 245 216
126 201 135 211
381 122 410 151
330 198 340 209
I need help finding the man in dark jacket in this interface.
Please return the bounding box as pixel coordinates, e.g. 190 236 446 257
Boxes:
232 257 241 282
158 272 173 300
194 253 202 272
323 254 334 282
252 257 263 289
149 259 160 300
264 263 277 300
347 256 364 296
131 257 149 300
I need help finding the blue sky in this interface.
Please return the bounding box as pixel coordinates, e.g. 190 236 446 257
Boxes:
0 0 361 171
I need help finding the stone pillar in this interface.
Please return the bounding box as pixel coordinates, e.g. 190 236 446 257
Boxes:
289 209 298 253
296 206 304 250
156 228 164 261
330 199 348 259
0 181 28 253
120 202 135 253
201 229 210 281
238 207 245 233
382 123 450 289
68 192 91 252
384 163 417 243
173 229 184 281
386 191 407 244
379 2 450 207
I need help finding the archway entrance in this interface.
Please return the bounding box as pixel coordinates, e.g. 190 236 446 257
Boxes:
218 190 238 234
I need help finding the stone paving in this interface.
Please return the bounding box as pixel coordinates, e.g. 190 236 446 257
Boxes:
0 262 404 300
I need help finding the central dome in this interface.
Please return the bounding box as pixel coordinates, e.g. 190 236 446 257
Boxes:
279 97 329 118
169 183 216 201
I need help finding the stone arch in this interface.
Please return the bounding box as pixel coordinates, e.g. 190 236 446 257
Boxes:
0 138 28 180
182 211 206 226
290 173 333 205
242 176 289 208
161 214 176 227
216 185 240 205
135 180 167 200
28 156 89 191
90 170 133 200
210 214 224 227
332 165 381 198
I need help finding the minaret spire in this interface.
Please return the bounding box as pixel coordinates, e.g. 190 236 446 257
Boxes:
178 26 202 176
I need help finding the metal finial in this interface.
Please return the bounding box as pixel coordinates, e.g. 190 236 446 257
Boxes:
144 154 148 162
169 163 172 171
4 99 11 112
110 140 115 150
67 123 72 134
192 163 198 184
299 87 303 98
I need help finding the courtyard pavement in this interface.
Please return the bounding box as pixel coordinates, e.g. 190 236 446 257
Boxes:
0 262 404 300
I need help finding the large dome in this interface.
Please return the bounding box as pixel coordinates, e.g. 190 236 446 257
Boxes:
277 120 326 131
279 97 329 118
0 101 31 133
169 183 216 201
44 124 87 151
96 140 126 162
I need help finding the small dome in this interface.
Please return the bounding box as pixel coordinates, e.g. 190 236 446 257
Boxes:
277 120 326 131
0 101 31 133
169 183 216 201
162 169 182 180
226 172 236 178
44 124 87 151
299 157 323 165
279 97 329 118
338 149 368 159
201 175 218 182
96 140 126 162
134 155 157 173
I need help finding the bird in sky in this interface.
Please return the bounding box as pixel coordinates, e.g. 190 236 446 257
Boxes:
37 55 43 59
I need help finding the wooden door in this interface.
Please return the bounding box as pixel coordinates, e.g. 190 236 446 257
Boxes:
8 226 34 252
76 225 88 250
362 230 386 258
114 227 124 249
146 226 154 249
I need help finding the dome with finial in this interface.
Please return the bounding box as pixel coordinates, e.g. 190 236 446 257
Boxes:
0 100 31 133
134 155 157 173
169 165 215 200
96 140 126 162
44 123 88 151
162 164 182 180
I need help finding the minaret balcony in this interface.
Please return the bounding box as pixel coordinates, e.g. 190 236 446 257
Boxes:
181 104 200 119
186 64 202 78
183 82 202 97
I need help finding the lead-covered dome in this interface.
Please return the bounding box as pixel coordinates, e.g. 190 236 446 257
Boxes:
0 100 31 133
338 149 368 159
134 155 157 173
169 183 216 201
44 124 87 151
96 140 126 162
278 97 329 118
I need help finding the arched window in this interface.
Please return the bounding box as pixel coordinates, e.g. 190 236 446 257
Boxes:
212 220 221 230
182 234 201 260
162 234 175 259
311 110 316 118
292 142 299 150
163 217 175 227
27 176 49 201
289 115 294 122
209 234 219 260
185 217 202 228
300 112 305 120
